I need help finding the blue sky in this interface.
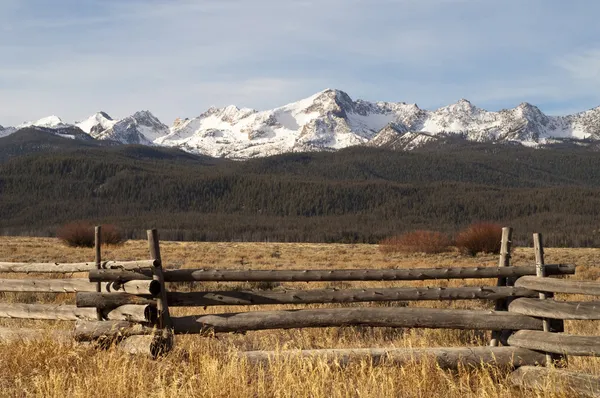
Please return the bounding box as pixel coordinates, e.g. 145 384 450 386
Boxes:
1 0 600 126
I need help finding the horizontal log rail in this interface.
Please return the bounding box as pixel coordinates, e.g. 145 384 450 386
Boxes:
515 276 600 296
508 330 600 357
74 307 543 340
0 303 156 323
0 260 157 273
76 286 537 309
0 279 160 295
511 366 600 397
88 264 576 283
241 346 547 369
77 292 155 310
509 298 600 320
164 286 537 306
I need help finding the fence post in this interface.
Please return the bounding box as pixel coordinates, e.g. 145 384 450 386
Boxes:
533 232 565 367
94 226 103 321
147 229 173 355
490 227 512 346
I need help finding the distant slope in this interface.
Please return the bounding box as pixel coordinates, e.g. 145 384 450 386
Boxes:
2 142 600 246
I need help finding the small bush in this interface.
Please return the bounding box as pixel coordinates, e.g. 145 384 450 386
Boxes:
456 222 503 256
56 222 126 247
56 221 94 247
102 224 126 246
379 230 452 254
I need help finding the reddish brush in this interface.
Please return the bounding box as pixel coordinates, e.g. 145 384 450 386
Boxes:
456 222 503 256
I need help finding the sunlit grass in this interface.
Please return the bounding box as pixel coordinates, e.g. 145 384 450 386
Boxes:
0 236 596 397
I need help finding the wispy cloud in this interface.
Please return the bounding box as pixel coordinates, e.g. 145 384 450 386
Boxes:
1 0 600 125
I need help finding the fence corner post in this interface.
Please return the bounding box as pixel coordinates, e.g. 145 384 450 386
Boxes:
94 226 103 321
490 226 512 346
533 232 566 367
147 228 174 356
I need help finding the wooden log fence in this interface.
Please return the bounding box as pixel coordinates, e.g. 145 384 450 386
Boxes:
88 263 575 283
73 307 545 341
0 279 160 295
491 226 513 346
0 259 157 273
5 225 600 396
0 303 157 322
76 286 537 309
510 366 600 398
241 346 547 369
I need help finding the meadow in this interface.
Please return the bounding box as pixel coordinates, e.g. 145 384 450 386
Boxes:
0 236 599 397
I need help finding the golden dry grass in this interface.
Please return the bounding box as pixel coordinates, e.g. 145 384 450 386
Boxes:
0 236 598 397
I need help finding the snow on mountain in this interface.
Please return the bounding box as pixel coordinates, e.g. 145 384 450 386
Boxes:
156 89 423 158
2 89 600 157
91 110 169 145
76 112 117 135
17 115 68 129
0 125 16 138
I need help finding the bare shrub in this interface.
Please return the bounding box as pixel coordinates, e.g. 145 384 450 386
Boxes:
456 222 502 256
101 224 126 246
56 222 126 247
379 230 452 254
56 221 94 248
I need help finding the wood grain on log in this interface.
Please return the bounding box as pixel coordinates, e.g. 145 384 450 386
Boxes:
0 260 157 273
88 264 576 283
508 330 600 357
509 298 600 320
511 366 600 397
241 346 546 369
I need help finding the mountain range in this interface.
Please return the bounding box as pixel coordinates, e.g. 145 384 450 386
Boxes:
2 89 600 159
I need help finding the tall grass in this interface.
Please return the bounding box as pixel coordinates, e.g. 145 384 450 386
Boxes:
379 230 452 254
0 237 595 397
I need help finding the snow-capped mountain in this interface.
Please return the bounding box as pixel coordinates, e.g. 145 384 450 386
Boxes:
3 89 600 158
76 111 117 136
17 115 68 129
88 110 169 144
0 125 16 138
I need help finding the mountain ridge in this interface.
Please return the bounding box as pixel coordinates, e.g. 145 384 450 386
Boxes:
3 88 600 159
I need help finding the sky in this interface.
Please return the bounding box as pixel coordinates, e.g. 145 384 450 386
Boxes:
1 0 600 126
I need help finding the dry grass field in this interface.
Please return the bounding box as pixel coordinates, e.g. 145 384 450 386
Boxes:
0 236 599 397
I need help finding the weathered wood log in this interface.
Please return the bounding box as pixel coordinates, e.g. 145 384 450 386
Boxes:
510 366 600 397
103 280 161 296
509 298 600 320
0 259 157 273
0 303 155 322
95 226 103 320
0 327 72 343
508 330 600 357
516 276 600 296
0 303 97 320
117 334 173 358
164 286 537 307
74 307 543 340
76 292 155 310
74 320 155 341
491 227 513 347
75 308 543 340
241 346 546 368
0 279 160 295
170 307 544 334
76 286 536 309
88 264 576 283
105 304 158 323
148 229 172 333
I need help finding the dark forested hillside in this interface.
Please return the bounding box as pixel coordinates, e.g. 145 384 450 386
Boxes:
2 130 600 246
